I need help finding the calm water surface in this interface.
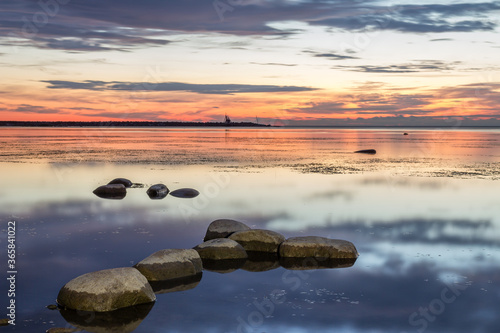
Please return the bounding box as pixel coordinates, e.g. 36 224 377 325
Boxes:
0 127 499 333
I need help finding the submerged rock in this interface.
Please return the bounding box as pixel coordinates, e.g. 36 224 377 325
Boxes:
200 258 247 274
134 249 202 281
354 149 376 155
108 178 133 188
228 229 285 253
93 184 126 199
403 132 409 136
193 238 248 260
46 304 58 310
59 302 154 333
279 236 359 259
169 188 200 198
57 267 155 312
146 184 169 199
203 219 251 241
280 257 357 270
149 273 202 294
46 328 79 333
0 319 9 326
242 251 280 272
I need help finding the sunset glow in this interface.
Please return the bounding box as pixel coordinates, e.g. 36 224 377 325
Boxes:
1 0 500 126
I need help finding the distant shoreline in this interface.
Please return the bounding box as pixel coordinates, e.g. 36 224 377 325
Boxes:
0 121 498 129
0 121 271 127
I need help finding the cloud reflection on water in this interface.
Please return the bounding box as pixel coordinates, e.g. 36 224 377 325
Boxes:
2 197 498 333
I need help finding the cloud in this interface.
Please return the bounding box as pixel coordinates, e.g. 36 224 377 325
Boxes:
42 80 318 95
310 2 500 33
335 60 462 73
80 110 173 121
13 104 61 114
288 92 433 115
313 53 359 60
250 62 297 67
1 0 498 54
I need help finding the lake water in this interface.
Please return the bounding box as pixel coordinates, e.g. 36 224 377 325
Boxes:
0 127 499 333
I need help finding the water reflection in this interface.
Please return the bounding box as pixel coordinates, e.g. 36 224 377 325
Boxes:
4 197 498 333
149 273 202 294
59 303 154 333
0 128 499 333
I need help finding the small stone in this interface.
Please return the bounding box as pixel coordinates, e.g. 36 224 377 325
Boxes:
57 267 155 312
403 132 409 135
354 149 376 154
108 178 133 188
0 318 10 326
134 249 202 281
93 184 126 199
46 304 58 310
228 229 285 253
146 184 170 199
279 236 359 259
193 238 248 260
169 188 200 198
203 219 251 241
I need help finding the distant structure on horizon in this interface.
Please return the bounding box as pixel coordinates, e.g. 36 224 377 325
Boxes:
224 113 231 125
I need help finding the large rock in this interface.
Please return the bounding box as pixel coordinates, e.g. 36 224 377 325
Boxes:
193 238 248 260
93 184 126 199
279 236 359 259
228 229 285 253
134 249 202 281
146 184 169 199
108 178 133 188
57 267 155 312
203 219 251 241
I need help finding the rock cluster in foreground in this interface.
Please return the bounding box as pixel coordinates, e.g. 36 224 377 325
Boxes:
56 218 358 327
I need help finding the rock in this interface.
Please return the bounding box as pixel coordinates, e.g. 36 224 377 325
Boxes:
193 238 248 260
146 184 169 199
59 302 154 333
57 267 155 312
279 236 359 259
203 219 251 241
354 149 376 154
0 318 9 326
193 238 248 274
403 132 409 135
134 249 202 281
46 304 58 310
228 229 285 253
169 188 200 198
242 251 280 272
149 273 202 294
93 184 126 199
108 178 133 188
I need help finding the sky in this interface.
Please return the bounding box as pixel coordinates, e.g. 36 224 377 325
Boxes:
0 0 500 126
